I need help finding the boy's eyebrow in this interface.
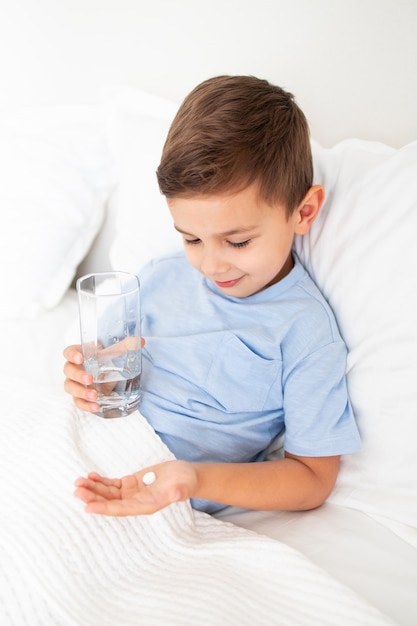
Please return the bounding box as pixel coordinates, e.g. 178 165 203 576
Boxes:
174 225 258 237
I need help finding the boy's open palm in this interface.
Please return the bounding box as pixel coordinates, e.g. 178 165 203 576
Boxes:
74 460 197 516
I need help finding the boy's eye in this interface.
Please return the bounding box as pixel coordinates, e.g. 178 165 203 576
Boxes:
229 239 251 248
183 237 251 248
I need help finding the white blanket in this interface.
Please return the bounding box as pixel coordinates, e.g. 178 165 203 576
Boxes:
0 377 392 625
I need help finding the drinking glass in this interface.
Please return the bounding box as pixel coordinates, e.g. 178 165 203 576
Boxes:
76 271 141 418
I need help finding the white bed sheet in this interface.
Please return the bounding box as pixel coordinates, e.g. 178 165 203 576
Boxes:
3 293 417 625
216 505 417 626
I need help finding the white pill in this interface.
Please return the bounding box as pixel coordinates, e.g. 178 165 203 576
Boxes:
142 471 156 485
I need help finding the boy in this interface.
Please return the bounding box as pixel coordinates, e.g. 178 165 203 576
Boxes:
65 75 360 516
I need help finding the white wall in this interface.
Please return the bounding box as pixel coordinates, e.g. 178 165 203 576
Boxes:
1 0 416 146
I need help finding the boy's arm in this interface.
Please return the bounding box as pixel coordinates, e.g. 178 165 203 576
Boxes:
193 453 340 511
74 454 340 516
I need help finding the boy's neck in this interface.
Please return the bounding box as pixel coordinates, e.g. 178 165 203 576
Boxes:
256 253 295 294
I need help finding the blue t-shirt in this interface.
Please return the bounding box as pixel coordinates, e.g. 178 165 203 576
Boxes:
137 252 360 512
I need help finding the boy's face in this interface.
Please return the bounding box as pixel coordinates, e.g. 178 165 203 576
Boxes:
167 182 312 298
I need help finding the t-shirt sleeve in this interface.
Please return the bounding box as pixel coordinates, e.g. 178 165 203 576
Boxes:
282 341 361 457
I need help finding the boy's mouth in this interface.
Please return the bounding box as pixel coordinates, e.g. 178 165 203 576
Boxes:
214 277 242 289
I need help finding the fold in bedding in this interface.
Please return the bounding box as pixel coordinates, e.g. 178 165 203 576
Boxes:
0 377 393 626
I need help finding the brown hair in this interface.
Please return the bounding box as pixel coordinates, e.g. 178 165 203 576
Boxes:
156 75 313 215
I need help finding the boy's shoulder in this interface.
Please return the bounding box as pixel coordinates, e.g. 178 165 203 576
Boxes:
289 257 343 345
138 251 188 274
138 251 195 288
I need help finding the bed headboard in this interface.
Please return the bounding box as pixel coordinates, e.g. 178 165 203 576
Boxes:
1 0 416 148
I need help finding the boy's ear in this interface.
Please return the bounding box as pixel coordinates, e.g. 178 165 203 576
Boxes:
294 185 325 235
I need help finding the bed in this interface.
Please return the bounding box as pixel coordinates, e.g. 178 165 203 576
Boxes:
1 83 416 626
1 2 417 625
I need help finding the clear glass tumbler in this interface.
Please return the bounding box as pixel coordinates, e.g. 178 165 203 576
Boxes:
76 271 142 418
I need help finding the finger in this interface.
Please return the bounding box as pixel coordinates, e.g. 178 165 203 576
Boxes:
86 473 122 488
84 494 159 517
74 476 122 497
74 486 108 504
63 361 93 387
63 344 83 364
103 336 141 358
64 377 100 410
64 388 100 413
72 397 101 413
84 500 136 516
74 484 121 505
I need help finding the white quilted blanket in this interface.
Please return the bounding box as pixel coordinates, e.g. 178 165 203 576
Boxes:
0 377 392 626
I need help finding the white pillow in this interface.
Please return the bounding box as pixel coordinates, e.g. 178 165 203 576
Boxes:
0 106 113 319
103 86 182 273
295 139 417 529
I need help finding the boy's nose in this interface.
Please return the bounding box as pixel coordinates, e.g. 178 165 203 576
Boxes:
200 247 229 277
